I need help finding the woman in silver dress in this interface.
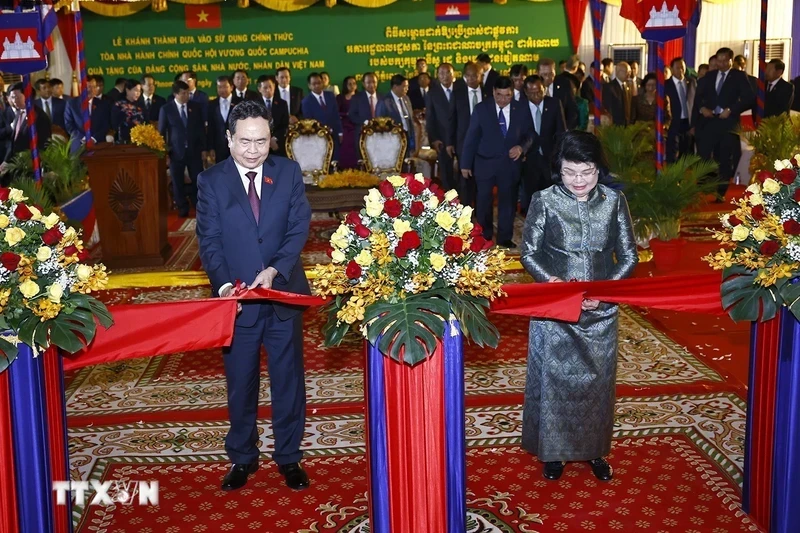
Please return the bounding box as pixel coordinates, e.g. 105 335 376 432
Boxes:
520 131 638 481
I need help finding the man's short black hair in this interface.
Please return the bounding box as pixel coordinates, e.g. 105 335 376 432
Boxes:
523 74 543 86
493 76 513 90
716 47 734 60
510 64 528 77
390 74 407 87
670 56 685 68
768 58 786 73
307 72 322 84
476 53 491 64
228 99 272 135
114 77 127 86
49 78 64 87
35 78 48 89
257 74 276 86
172 80 189 95
216 75 233 85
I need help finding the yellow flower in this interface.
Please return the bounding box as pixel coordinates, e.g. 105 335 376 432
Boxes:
0 215 8 229
365 202 383 217
458 220 473 235
331 249 346 263
76 264 93 281
427 196 439 209
63 227 77 242
749 193 763 206
752 227 767 242
393 219 411 237
8 189 25 203
444 189 458 202
354 249 373 267
413 173 425 183
435 211 455 231
31 298 62 321
130 124 167 153
47 283 63 303
19 279 39 298
4 227 25 246
430 252 447 272
28 206 42 220
731 225 750 241
43 213 60 229
762 178 781 194
330 224 350 249
746 183 761 194
703 249 735 270
459 205 473 221
387 175 406 187
36 246 52 261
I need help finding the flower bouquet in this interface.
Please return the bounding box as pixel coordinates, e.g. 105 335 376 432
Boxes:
704 157 800 321
0 187 113 372
129 123 167 157
312 174 506 364
318 170 380 189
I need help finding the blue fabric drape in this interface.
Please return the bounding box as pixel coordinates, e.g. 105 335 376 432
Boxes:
366 342 390 533
774 310 800 533
444 321 466 533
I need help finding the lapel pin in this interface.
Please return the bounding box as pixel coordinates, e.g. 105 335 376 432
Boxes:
264 176 273 185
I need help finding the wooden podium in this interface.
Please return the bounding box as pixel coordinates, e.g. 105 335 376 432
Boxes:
82 143 170 268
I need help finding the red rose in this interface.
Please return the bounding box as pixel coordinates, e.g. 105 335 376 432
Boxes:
0 252 21 271
77 249 90 261
444 236 464 255
756 170 773 183
400 230 421 250
407 179 426 196
14 203 32 221
469 236 487 253
795 189 800 202
751 205 765 220
760 240 780 256
345 211 361 226
384 199 403 218
395 245 408 258
728 215 742 226
0 188 9 202
470 223 483 238
784 220 800 235
354 224 371 238
409 201 425 217
64 245 79 257
777 168 797 185
326 247 333 258
378 180 395 198
345 260 362 280
41 227 63 246
792 157 799 167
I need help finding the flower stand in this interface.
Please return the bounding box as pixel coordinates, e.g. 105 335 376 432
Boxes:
364 321 466 533
0 344 72 533
744 309 800 533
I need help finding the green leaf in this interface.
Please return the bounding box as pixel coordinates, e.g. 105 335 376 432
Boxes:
448 292 499 349
0 338 19 374
721 273 778 322
780 281 800 320
363 292 450 365
47 318 90 354
86 298 114 329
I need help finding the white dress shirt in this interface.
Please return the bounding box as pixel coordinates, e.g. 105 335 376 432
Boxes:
219 95 231 121
482 66 493 86
280 86 291 110
441 84 453 102
514 88 521 101
391 93 410 131
547 84 554 97
468 87 482 114
671 76 689 119
495 103 510 128
40 97 53 115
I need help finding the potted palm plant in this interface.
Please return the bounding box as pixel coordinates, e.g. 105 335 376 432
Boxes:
618 155 718 270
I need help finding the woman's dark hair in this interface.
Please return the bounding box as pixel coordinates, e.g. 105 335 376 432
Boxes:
550 131 611 185
342 76 357 94
124 79 140 91
228 99 272 135
642 73 657 90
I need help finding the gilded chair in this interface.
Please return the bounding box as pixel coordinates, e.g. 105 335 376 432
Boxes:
285 119 334 185
358 117 411 178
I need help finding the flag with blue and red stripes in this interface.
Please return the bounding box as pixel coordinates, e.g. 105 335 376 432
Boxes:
435 0 469 21
40 0 58 52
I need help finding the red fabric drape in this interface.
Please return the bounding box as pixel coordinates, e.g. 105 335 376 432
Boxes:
564 0 589 53
43 349 70 533
56 12 78 73
0 371 19 533
663 38 684 67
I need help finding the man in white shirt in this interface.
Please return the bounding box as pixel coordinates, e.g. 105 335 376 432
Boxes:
195 100 311 494
379 74 415 154
347 72 382 156
476 53 498 98
138 74 165 123
665 57 696 162
276 67 303 121
34 78 65 129
207 75 235 165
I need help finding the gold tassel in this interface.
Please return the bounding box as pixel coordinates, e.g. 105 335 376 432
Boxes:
71 72 79 99
151 0 167 12
493 0 507 4
238 0 250 7
325 0 336 7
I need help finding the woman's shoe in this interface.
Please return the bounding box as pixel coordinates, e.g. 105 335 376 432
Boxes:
543 461 565 480
588 457 613 481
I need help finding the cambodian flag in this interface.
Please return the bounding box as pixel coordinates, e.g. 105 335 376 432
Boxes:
40 0 57 52
435 0 469 21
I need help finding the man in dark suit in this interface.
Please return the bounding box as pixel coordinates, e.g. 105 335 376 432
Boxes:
49 78 70 101
664 57 696 163
476 53 499 99
693 47 754 197
159 80 207 217
256 75 290 157
510 64 528 102
34 78 66 129
138 74 166 123
276 67 303 120
408 58 428 95
348 72 383 160
105 77 126 102
793 76 800 113
461 76 533 248
733 55 758 113
520 75 565 216
207 75 235 165
301 72 343 159
630 61 643 92
539 58 578 130
426 63 456 192
1 83 52 180
379 74 415 156
448 62 483 207
408 72 431 111
179 70 209 124
195 100 311 493
764 59 794 118
232 69 259 104
602 61 633 126
64 76 112 151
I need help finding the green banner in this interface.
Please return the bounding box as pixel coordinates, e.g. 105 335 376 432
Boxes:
82 0 571 95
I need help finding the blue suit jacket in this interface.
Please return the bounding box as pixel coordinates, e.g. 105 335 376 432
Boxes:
195 156 312 325
379 93 415 147
35 98 66 129
461 99 534 174
300 91 343 137
64 96 111 151
158 100 206 161
347 91 385 127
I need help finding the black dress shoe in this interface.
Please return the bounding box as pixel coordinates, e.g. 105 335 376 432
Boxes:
279 462 310 490
543 461 565 480
221 462 258 491
499 240 517 249
588 457 613 481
